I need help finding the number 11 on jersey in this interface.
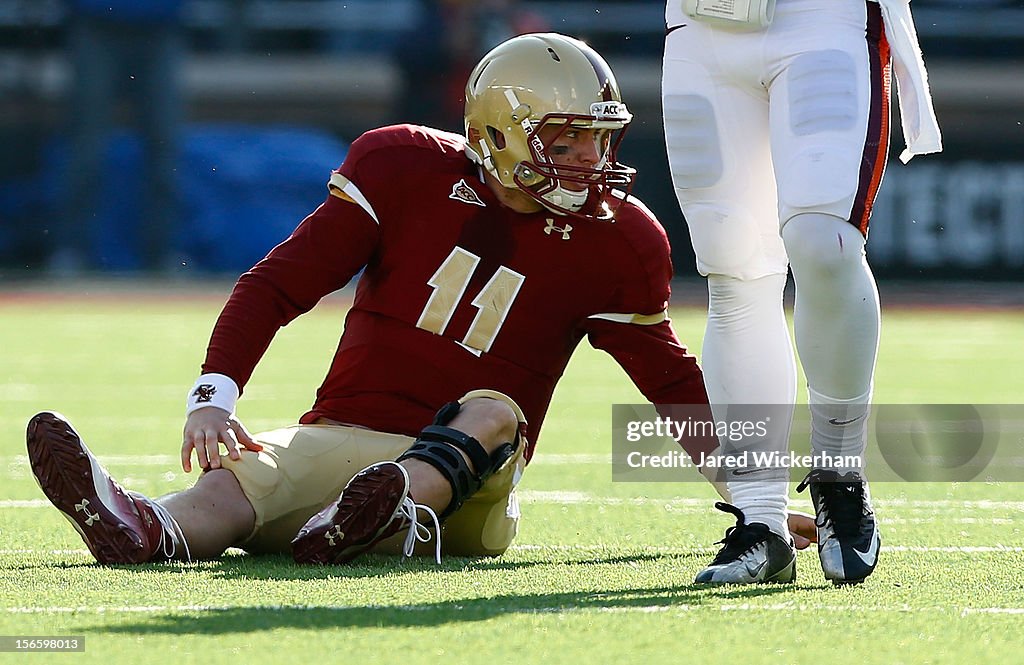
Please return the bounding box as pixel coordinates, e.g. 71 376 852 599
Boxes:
416 247 526 355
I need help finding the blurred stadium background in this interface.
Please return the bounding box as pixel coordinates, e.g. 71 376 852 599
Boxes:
0 0 1022 283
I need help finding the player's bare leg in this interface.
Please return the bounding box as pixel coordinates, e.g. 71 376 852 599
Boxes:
155 469 255 559
292 395 521 564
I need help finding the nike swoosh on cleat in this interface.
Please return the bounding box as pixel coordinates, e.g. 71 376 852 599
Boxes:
745 558 768 578
852 531 880 566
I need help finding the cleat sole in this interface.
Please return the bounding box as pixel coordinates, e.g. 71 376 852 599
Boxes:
27 412 149 564
291 463 407 565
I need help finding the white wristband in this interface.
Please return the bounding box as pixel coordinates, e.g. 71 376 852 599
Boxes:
185 373 240 416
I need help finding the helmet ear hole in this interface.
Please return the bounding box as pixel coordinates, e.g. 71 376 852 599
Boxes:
487 126 507 150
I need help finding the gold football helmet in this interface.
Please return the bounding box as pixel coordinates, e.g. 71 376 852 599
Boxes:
464 33 635 220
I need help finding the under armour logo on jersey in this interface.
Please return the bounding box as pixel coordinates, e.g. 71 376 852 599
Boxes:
449 179 486 207
192 384 216 403
543 218 573 240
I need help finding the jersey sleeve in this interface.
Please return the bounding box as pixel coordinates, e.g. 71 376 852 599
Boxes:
596 199 674 316
200 189 379 391
585 316 708 407
585 317 718 462
583 201 718 460
333 125 426 226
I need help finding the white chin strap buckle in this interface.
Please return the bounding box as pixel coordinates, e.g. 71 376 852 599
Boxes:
543 185 588 213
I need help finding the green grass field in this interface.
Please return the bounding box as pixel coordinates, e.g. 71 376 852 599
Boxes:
2 288 1023 664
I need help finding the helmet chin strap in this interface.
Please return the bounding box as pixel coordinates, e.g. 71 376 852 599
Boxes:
539 152 608 215
541 184 589 214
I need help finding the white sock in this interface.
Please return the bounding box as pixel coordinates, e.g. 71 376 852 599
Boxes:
729 479 790 538
808 387 870 474
702 274 797 407
703 274 796 538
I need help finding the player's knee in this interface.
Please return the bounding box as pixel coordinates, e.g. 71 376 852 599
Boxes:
707 273 787 321
453 397 519 453
197 468 254 521
782 213 865 282
777 147 859 221
398 396 520 520
685 203 765 277
197 467 237 492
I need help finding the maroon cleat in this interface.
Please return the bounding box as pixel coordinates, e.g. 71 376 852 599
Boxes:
26 411 186 564
291 461 440 565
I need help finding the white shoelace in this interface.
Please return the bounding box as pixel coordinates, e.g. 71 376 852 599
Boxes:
132 492 192 563
397 497 442 564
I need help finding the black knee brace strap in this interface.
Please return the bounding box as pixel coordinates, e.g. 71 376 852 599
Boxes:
398 427 486 520
397 402 519 520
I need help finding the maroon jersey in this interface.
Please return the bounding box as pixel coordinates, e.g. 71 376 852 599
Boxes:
202 125 710 461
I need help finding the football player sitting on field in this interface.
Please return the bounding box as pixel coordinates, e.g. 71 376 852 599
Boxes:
28 33 813 576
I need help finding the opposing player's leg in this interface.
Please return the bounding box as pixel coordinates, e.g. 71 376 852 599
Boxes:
703 274 797 528
664 26 797 583
784 213 879 465
783 214 882 585
291 390 524 565
26 411 254 563
770 0 889 583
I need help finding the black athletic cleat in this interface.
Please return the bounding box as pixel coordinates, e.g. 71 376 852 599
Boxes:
797 469 880 585
694 502 796 584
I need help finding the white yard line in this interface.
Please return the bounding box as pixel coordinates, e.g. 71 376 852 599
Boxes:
0 453 605 467
4 490 1024 515
3 545 1021 558
507 544 1024 554
0 500 51 508
513 491 1024 513
4 454 180 467
5 451 1024 512
0 549 91 555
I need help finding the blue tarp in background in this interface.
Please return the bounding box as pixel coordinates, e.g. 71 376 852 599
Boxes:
181 124 347 272
0 123 347 272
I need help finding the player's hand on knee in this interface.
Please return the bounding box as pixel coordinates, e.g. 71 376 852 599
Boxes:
788 510 817 550
182 407 262 473
219 413 261 464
